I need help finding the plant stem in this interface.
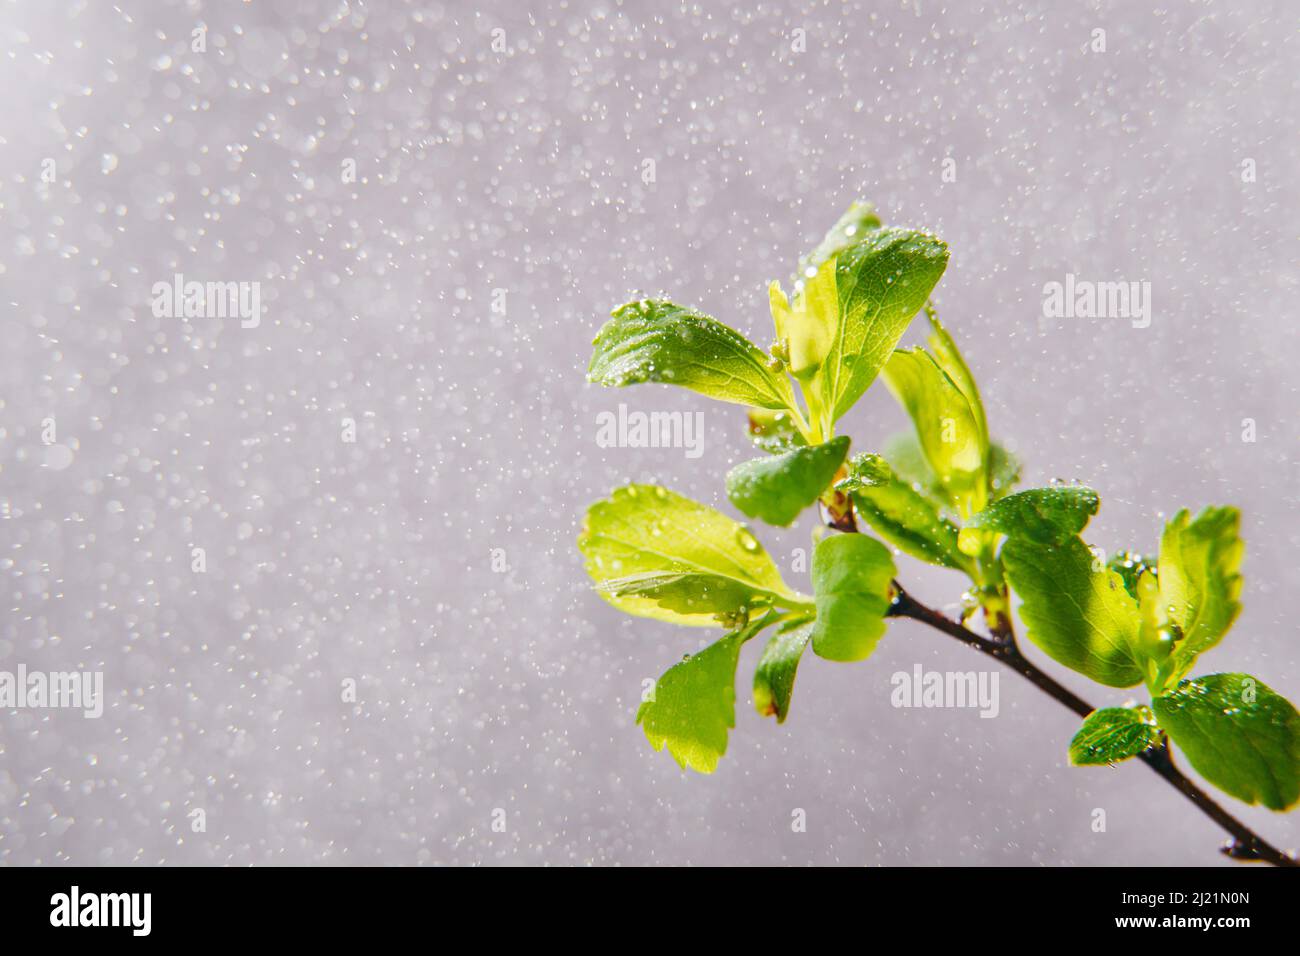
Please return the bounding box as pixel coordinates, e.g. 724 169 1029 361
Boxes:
886 583 1298 868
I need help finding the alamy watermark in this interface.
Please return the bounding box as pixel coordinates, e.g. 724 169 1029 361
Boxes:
151 273 262 327
50 886 150 936
0 665 103 718
1042 273 1151 329
595 403 704 459
891 664 999 718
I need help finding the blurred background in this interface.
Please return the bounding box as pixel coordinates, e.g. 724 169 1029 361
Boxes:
0 0 1295 865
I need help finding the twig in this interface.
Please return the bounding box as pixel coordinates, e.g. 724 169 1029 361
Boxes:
825 496 1295 865
886 583 1298 867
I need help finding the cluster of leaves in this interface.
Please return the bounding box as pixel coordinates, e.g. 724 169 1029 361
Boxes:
578 203 1300 813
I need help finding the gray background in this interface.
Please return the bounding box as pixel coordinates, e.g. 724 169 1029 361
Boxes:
1 0 1296 865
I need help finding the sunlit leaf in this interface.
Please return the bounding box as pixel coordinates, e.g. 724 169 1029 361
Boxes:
1069 706 1161 765
579 484 807 627
1157 507 1243 685
1002 536 1146 687
589 299 797 410
1154 674 1300 811
753 619 814 723
837 453 974 574
726 436 850 527
810 534 897 662
637 617 773 773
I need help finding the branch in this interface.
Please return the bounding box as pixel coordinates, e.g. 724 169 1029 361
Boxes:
823 494 1295 865
886 583 1298 868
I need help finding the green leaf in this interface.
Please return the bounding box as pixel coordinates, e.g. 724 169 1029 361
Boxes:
1068 706 1162 765
1131 569 1182 693
588 299 797 411
1153 674 1300 811
810 534 897 662
964 486 1100 547
837 453 974 574
884 432 1020 509
1157 507 1244 683
882 347 984 512
1107 550 1157 600
726 436 850 527
1002 536 1146 687
579 484 807 627
769 265 837 381
591 571 764 620
988 443 1022 500
925 311 989 464
746 408 807 453
800 228 950 428
753 619 814 723
637 617 770 773
881 432 948 508
796 200 884 281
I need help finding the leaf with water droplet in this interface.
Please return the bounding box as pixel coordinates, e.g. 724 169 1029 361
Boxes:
746 407 807 453
965 485 1100 545
1154 673 1300 811
836 453 975 574
987 443 1021 500
1002 535 1146 687
769 263 838 381
593 571 762 619
588 299 798 410
1106 549 1157 599
1154 507 1243 687
579 484 808 627
811 228 950 427
1068 705 1162 766
795 200 884 283
725 436 850 527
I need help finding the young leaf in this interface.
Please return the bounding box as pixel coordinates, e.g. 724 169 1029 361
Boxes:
810 534 897 662
1068 706 1162 765
1153 673 1300 811
925 311 989 463
769 263 837 381
810 228 950 427
753 619 814 723
964 486 1100 546
1107 550 1158 600
1157 507 1244 682
579 485 807 627
885 432 1019 508
588 299 797 411
726 436 850 527
1133 569 1178 692
881 348 984 511
881 432 949 508
746 408 807 453
837 453 975 574
796 200 884 281
1002 536 1146 687
988 443 1022 500
637 618 769 774
592 571 765 620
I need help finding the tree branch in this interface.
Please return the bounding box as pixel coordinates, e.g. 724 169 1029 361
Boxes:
886 583 1298 868
823 495 1294 865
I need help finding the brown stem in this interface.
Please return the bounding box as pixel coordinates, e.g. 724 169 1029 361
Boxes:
826 497 1295 865
886 584 1298 867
